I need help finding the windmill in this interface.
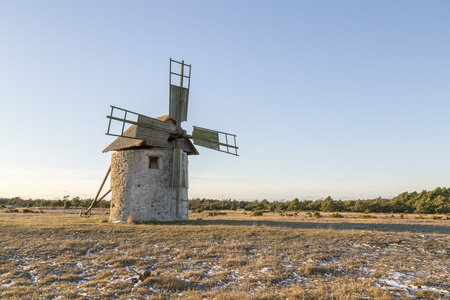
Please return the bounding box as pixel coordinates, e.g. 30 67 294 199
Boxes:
80 59 238 222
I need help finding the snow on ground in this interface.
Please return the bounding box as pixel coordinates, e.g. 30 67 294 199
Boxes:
0 213 449 299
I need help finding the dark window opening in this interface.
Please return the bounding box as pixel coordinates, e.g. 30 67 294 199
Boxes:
149 157 159 169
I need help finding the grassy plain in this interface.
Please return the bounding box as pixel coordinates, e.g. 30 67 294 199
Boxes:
0 208 449 299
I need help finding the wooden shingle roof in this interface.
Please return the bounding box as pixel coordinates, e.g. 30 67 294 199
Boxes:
103 114 199 155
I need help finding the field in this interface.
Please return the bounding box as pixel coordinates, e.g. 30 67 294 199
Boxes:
0 208 449 299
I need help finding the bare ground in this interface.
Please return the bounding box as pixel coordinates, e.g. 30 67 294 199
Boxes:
0 209 449 299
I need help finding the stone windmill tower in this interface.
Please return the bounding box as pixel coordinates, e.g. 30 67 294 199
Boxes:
81 59 238 222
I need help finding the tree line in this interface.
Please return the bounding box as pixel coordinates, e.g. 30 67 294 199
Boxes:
189 187 450 214
0 196 110 209
1 187 449 214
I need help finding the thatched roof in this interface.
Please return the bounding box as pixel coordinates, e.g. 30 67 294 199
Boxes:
103 114 199 155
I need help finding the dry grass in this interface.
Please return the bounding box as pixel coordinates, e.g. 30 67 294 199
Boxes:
0 208 449 299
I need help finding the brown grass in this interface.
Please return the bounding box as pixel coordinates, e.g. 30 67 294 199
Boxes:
0 208 448 299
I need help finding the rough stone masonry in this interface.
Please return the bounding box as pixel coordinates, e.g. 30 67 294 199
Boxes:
109 148 188 222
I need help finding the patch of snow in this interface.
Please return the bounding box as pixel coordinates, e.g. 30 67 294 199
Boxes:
1 280 15 287
381 280 450 296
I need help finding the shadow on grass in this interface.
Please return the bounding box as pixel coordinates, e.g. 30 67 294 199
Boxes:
165 219 449 234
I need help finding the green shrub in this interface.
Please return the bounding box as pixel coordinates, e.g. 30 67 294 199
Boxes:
313 211 321 218
431 215 442 220
330 212 344 218
359 214 377 219
251 210 264 216
207 212 227 216
22 209 34 213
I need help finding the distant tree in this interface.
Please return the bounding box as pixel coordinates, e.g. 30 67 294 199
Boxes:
306 200 321 211
434 195 449 214
353 200 368 213
320 196 338 212
267 202 277 212
71 197 82 207
278 202 288 212
287 198 301 211
344 200 356 212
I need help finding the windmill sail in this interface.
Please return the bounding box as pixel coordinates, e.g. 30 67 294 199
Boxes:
106 106 176 142
169 59 191 126
192 126 239 156
137 114 174 133
169 85 189 123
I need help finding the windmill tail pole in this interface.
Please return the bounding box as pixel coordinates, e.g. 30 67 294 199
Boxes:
95 165 111 200
80 165 111 217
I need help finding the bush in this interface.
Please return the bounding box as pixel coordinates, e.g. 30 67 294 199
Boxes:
432 215 442 220
359 214 377 219
330 212 344 218
22 209 34 213
313 211 321 218
251 210 264 216
207 212 227 216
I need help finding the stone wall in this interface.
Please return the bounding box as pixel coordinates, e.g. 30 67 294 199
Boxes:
109 148 189 222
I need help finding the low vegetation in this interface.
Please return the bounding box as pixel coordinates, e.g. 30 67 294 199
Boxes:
0 196 109 209
1 209 448 299
330 212 344 218
359 214 377 219
189 187 450 215
2 187 449 215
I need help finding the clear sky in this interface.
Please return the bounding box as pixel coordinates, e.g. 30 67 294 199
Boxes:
1 1 449 201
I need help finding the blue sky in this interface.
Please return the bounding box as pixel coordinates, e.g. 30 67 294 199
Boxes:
1 1 449 201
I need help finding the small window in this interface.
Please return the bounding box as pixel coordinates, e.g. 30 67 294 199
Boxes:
149 157 159 169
